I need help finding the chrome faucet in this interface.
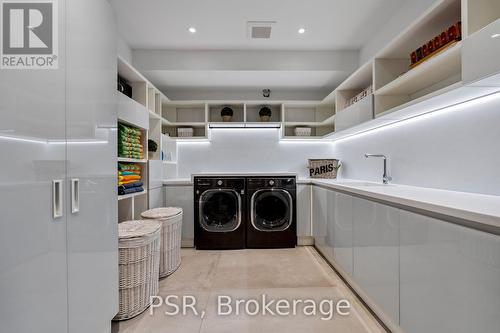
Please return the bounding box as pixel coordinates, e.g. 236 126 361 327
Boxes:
365 154 392 184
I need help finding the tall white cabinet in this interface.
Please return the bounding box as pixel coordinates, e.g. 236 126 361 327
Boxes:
66 1 118 332
0 1 118 332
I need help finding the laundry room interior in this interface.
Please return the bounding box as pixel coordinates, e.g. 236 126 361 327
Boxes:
1 0 500 333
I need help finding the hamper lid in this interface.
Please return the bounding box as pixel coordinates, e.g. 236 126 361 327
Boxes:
118 220 161 239
141 207 182 219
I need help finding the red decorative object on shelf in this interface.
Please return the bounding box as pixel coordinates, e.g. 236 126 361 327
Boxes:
410 21 461 68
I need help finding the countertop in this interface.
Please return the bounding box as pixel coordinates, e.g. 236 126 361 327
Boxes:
306 178 500 233
162 176 500 233
163 172 297 185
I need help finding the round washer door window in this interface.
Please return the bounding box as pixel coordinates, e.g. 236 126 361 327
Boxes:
251 189 292 231
200 189 241 232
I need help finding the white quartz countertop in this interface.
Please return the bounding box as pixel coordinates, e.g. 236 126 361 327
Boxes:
306 178 500 232
191 172 298 177
162 176 500 232
163 173 297 186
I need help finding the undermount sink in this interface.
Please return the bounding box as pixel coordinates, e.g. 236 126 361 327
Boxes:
336 180 394 187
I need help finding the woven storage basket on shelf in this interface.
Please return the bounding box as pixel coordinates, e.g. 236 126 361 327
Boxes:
141 207 183 277
115 220 161 321
308 159 341 179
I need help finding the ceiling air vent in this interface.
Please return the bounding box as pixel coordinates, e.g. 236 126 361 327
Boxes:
247 21 276 39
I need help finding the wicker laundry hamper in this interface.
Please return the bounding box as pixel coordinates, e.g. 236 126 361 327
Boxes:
115 220 161 321
141 207 183 278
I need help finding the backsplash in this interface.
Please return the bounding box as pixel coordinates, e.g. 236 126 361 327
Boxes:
176 129 335 179
334 93 500 196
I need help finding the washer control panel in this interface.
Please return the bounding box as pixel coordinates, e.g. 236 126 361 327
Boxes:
247 177 296 189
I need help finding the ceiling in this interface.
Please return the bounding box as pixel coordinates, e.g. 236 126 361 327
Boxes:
110 0 407 100
112 0 404 50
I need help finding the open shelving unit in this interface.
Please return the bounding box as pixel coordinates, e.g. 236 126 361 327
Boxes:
208 103 245 123
318 0 486 133
117 56 172 222
162 102 208 139
373 0 462 116
464 0 500 36
282 102 335 138
245 102 282 123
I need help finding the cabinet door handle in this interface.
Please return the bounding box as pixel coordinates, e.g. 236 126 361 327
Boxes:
53 180 63 219
71 178 80 214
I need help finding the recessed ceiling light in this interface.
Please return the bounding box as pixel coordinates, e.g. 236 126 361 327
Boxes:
188 27 196 33
298 28 306 34
492 33 500 38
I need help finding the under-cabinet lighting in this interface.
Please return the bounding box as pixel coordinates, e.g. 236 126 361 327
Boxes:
209 123 245 128
48 140 108 145
0 135 109 145
279 139 331 144
332 91 500 144
491 33 500 38
177 140 210 144
209 123 281 129
0 135 46 144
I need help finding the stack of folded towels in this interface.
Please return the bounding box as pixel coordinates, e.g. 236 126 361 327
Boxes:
118 123 144 160
118 163 144 196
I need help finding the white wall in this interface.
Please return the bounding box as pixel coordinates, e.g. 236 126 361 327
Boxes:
176 129 335 178
334 93 500 196
117 34 132 63
166 88 330 101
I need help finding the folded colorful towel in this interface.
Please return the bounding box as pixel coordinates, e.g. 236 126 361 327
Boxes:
119 181 143 189
119 171 140 176
118 163 141 172
118 186 144 195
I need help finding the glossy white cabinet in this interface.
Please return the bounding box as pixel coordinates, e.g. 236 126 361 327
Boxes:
149 187 166 208
166 185 194 247
400 210 500 333
353 198 399 324
335 96 374 132
0 1 118 332
463 19 500 85
297 184 312 239
0 2 68 331
312 186 329 259
332 192 354 276
66 1 118 332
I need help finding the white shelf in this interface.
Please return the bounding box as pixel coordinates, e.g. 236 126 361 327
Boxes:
284 118 335 128
375 41 462 96
148 109 161 120
118 189 148 201
377 0 461 58
162 120 206 127
375 81 462 118
118 157 148 163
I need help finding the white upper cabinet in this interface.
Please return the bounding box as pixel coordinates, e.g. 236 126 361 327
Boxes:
462 18 500 85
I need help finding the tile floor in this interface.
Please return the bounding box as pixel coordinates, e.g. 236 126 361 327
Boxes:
112 247 386 333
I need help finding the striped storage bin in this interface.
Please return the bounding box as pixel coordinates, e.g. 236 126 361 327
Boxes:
141 207 183 278
115 220 161 321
